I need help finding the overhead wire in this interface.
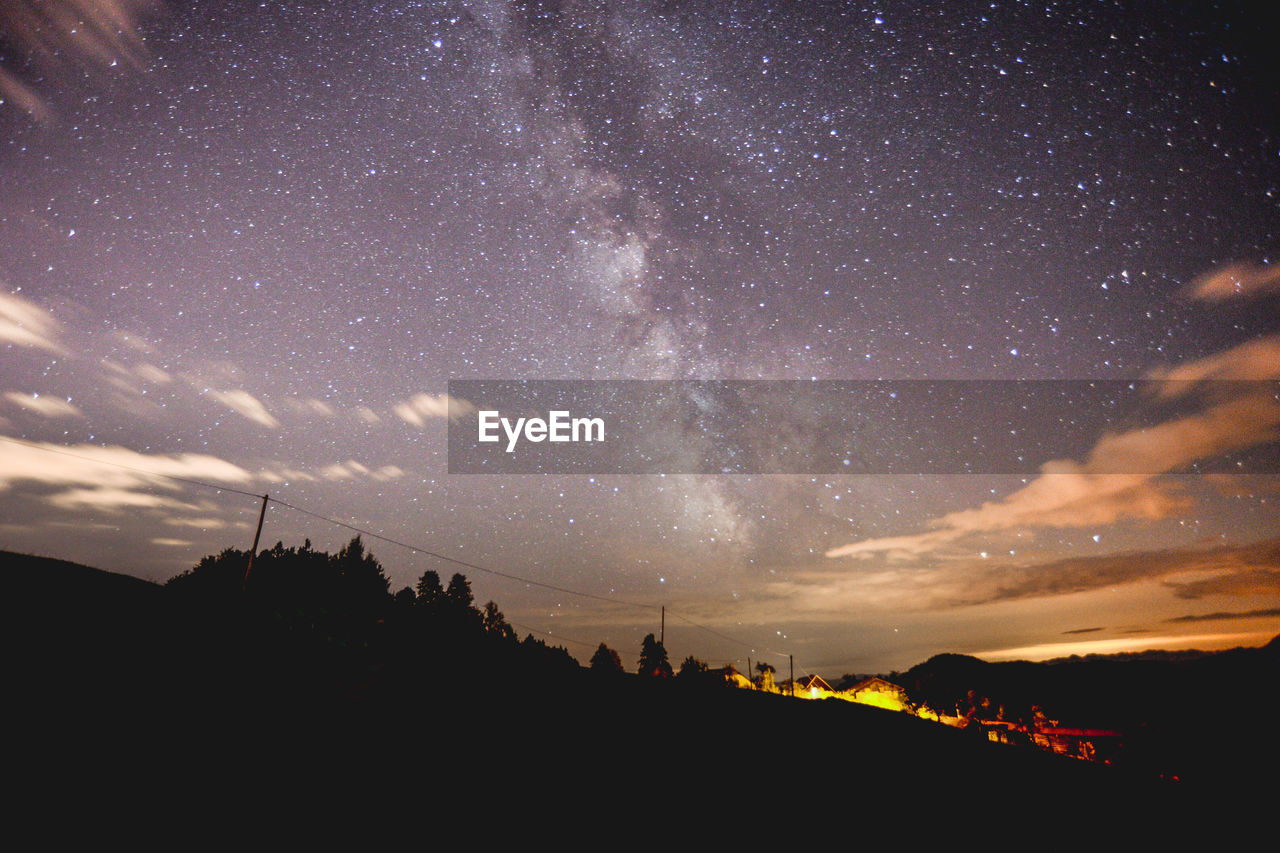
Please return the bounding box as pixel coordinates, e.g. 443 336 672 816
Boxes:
509 621 599 650
3 433 805 666
268 496 658 612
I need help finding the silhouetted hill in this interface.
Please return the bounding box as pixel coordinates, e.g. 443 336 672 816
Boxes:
2 549 172 687
1 550 161 599
900 640 1280 782
2 547 1235 823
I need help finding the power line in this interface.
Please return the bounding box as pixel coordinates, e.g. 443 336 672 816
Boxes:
268 496 658 613
2 434 804 665
268 496 796 660
666 609 764 653
509 621 599 650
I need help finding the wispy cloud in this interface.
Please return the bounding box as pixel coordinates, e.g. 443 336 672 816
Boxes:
393 392 474 427
1166 567 1280 600
1166 607 1280 624
0 0 160 124
208 389 281 428
317 460 404 481
47 487 198 511
0 292 64 353
828 344 1280 560
1187 262 1280 302
3 391 82 418
974 632 1270 662
1146 335 1280 386
164 516 228 530
973 537 1280 605
0 438 252 511
259 460 404 484
783 536 1280 615
103 358 173 391
0 65 53 123
282 397 335 418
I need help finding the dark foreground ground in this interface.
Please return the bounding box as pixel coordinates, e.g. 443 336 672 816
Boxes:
4 551 1266 832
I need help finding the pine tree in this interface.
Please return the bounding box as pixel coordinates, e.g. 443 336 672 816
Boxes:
482 600 515 640
590 642 623 673
638 633 672 678
415 570 444 606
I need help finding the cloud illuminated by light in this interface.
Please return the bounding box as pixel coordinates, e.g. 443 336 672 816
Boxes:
974 632 1274 662
3 392 82 418
207 389 281 429
0 292 64 353
283 397 335 418
0 0 160 124
1187 262 1280 302
0 435 252 494
1145 335 1280 386
393 392 474 426
827 345 1280 560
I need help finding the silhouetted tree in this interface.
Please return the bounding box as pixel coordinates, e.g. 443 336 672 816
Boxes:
335 536 390 608
590 643 623 673
482 600 515 640
638 633 672 678
436 572 481 633
445 573 473 609
678 655 708 678
519 633 581 674
165 536 395 671
415 570 444 606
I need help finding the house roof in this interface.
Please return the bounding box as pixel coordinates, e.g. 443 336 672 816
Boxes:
845 676 907 695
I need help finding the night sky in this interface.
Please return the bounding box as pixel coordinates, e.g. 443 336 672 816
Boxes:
2 0 1278 675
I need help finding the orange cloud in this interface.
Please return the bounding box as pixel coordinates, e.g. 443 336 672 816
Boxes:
975 632 1273 662
828 345 1280 560
777 536 1280 616
1187 262 1280 302
1145 335 1280 386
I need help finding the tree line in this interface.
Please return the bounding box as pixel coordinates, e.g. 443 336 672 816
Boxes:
163 535 727 689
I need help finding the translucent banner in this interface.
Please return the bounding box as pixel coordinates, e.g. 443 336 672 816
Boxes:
446 380 1280 475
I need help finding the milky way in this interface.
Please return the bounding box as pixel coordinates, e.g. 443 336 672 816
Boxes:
2 1 1278 673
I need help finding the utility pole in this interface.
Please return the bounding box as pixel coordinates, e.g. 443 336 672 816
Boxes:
242 493 269 591
660 605 664 647
789 654 794 697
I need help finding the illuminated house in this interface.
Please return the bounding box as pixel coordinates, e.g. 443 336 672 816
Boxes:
793 674 837 700
841 677 913 713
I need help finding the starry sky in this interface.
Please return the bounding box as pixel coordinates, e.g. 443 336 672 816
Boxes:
2 0 1278 675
